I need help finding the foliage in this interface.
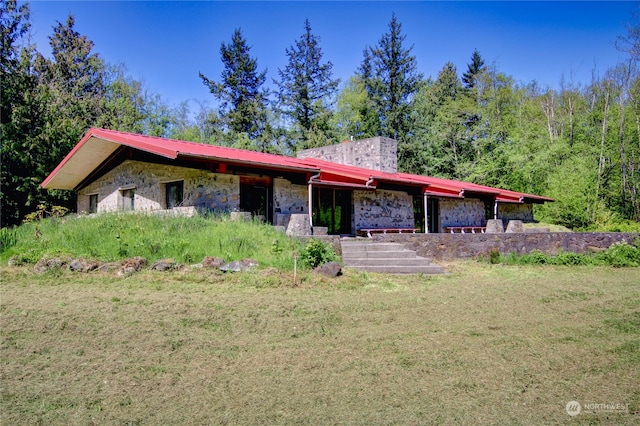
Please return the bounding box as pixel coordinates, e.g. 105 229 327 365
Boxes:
495 241 640 267
358 13 423 141
199 28 270 142
0 213 305 270
274 19 340 151
298 238 340 269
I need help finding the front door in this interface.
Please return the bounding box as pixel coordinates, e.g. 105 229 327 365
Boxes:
239 176 272 223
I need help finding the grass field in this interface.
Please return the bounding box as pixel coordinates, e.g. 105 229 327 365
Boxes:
1 263 639 424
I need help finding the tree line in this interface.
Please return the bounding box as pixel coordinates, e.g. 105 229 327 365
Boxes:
2 0 639 230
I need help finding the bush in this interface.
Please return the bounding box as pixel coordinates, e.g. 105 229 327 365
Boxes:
298 239 339 269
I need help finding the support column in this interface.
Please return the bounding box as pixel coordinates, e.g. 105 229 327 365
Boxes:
423 193 429 233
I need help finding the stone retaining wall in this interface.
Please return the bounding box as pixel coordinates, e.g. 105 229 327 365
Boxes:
370 232 640 260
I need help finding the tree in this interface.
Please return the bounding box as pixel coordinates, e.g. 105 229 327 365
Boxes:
1 0 39 227
331 76 379 141
462 49 486 89
275 19 340 150
358 14 423 142
199 28 269 142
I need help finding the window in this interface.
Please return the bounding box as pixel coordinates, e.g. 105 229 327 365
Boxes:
89 194 98 214
166 181 184 209
120 188 135 211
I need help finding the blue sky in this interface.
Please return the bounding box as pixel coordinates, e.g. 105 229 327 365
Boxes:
27 1 635 109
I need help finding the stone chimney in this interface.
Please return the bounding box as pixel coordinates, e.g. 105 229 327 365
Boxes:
296 136 398 173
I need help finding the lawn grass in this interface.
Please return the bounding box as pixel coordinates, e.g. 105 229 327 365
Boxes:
1 263 639 424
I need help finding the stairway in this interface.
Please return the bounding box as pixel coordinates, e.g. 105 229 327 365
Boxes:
340 240 445 274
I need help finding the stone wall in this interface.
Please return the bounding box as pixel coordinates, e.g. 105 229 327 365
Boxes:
297 136 398 173
438 198 486 231
78 160 239 213
354 189 414 230
498 203 534 224
369 232 640 260
273 178 308 215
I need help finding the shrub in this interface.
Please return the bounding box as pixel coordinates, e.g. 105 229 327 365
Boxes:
299 239 339 269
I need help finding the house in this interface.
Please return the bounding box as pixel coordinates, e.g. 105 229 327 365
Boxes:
41 128 553 235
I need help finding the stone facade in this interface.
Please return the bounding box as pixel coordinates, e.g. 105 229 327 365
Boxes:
78 161 313 220
353 189 414 230
438 198 486 232
370 232 640 260
498 203 534 224
273 178 308 215
297 137 398 173
78 160 240 214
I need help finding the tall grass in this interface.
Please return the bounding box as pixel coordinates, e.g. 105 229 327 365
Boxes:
0 213 305 270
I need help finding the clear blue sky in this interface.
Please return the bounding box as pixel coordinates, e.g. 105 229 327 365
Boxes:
27 1 634 108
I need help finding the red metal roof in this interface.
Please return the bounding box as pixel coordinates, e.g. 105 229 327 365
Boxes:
41 128 553 204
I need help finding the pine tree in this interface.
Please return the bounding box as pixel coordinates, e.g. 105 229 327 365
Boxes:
274 19 340 150
462 48 486 89
199 28 269 142
358 14 423 142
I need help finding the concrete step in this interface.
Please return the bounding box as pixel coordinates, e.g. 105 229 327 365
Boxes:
345 264 446 274
343 257 432 267
341 250 418 259
341 242 408 252
340 240 445 274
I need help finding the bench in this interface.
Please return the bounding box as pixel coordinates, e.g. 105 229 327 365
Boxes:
357 228 420 238
443 226 486 234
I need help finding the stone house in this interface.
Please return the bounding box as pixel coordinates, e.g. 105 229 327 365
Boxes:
41 128 552 235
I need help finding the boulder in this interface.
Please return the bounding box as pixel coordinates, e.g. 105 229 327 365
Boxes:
202 256 225 268
118 256 147 276
151 259 176 271
315 261 342 277
69 258 99 273
34 257 70 273
219 258 258 272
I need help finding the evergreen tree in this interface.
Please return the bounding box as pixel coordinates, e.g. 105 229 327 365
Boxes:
1 0 39 227
358 14 423 143
462 49 486 89
275 19 340 150
199 28 269 142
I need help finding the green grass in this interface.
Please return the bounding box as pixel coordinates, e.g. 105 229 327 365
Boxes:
1 263 639 424
0 213 306 269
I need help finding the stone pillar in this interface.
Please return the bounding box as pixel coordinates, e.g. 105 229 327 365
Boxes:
286 213 311 236
485 219 504 233
506 220 524 233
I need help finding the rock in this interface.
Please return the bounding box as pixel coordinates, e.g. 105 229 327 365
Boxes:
69 258 99 273
315 261 342 277
219 258 258 272
202 256 225 268
118 256 147 276
34 257 70 273
151 259 176 271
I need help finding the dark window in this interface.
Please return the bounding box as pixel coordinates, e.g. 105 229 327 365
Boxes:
89 194 98 214
166 181 184 209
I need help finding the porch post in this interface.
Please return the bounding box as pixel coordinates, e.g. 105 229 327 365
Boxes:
423 193 429 233
494 199 498 220
308 183 313 228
